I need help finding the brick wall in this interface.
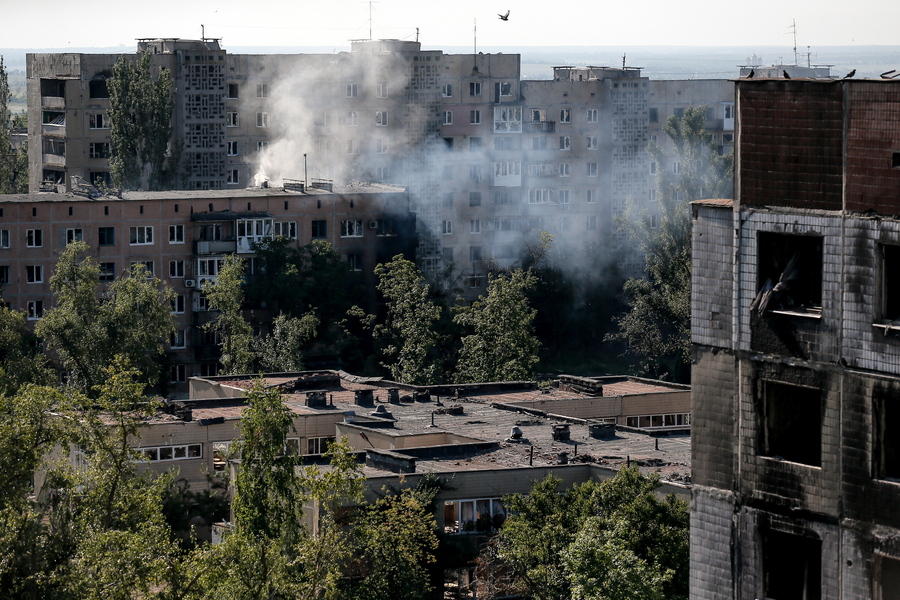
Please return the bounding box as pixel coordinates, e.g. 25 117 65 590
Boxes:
690 486 735 600
846 83 900 216
691 202 734 349
691 347 736 490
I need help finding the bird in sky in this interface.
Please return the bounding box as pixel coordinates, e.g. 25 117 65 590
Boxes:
498 10 510 20
783 70 791 79
844 69 856 79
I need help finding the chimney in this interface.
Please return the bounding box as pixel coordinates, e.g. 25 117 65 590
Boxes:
354 389 375 407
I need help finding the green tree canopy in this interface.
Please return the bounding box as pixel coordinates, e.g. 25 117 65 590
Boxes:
0 304 53 396
202 255 255 376
608 104 733 381
374 255 441 385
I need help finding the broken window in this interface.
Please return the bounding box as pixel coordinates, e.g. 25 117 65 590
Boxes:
26 229 43 248
442 83 453 97
443 498 506 534
762 530 821 600
99 262 115 282
227 112 238 127
98 227 114 246
307 437 335 454
274 221 297 238
66 228 84 244
26 301 44 320
129 226 153 245
443 111 452 125
227 169 239 184
89 142 110 159
879 244 900 323
761 380 822 466
751 232 823 316
587 108 599 123
311 220 327 239
874 391 900 481
375 111 388 126
89 79 108 98
877 555 900 600
227 141 238 156
227 84 238 99
559 136 571 150
89 113 108 129
340 220 363 238
559 109 571 123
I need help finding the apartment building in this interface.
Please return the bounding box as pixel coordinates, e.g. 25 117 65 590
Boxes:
0 183 414 387
691 78 900 600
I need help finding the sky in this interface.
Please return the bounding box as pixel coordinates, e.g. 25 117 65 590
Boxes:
4 0 900 50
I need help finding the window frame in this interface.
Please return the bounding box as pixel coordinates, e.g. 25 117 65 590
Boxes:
168 225 185 244
26 229 43 248
129 226 154 246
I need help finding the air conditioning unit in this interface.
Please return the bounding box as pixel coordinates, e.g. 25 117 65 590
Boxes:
184 280 197 288
368 220 379 229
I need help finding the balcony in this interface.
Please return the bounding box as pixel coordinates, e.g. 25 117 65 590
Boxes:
42 123 66 137
41 96 65 110
525 121 555 133
195 240 236 255
42 153 65 167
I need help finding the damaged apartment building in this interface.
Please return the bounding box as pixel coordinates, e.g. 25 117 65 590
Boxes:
26 38 734 287
691 77 900 600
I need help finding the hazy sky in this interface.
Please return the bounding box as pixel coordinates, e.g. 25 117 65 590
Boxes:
5 0 898 49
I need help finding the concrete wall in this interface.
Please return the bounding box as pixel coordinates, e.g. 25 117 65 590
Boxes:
503 391 690 421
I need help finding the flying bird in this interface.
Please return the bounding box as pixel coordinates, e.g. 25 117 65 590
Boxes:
498 10 510 20
844 69 856 79
747 69 755 79
783 70 791 79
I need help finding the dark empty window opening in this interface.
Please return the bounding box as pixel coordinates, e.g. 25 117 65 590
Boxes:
89 79 109 98
880 244 900 323
40 78 66 98
874 392 900 481
761 380 822 467
893 151 900 169
763 530 821 600
878 555 900 600
752 232 823 316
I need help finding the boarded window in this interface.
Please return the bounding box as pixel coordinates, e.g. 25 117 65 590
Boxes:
762 380 822 466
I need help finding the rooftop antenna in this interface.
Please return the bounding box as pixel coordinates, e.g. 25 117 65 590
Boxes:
363 1 377 41
416 27 419 43
807 45 811 68
789 19 798 65
622 52 626 69
473 18 478 72
201 24 205 40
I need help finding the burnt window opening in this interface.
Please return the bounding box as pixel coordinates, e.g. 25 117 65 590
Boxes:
877 555 900 600
762 530 821 600
893 151 900 169
761 380 822 467
89 79 109 99
880 244 900 323
873 392 900 481
752 232 823 316
40 78 66 98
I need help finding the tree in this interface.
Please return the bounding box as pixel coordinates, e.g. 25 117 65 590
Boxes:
608 104 733 381
0 56 28 194
253 312 319 373
453 269 539 383
374 255 441 385
108 51 179 190
488 469 689 600
36 242 176 394
202 255 255 376
0 304 53 396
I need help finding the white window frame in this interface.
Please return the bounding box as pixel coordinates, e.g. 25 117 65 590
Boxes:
129 226 154 246
469 81 481 96
227 112 239 127
470 110 481 125
529 189 551 204
586 189 599 204
256 83 269 98
66 228 84 244
442 220 453 235
26 229 43 248
559 189 571 205
169 260 185 278
346 83 358 98
137 443 202 462
346 111 358 126
587 216 598 230
559 163 571 177
347 139 359 154
0 229 9 248
227 169 239 185
443 111 453 125
559 108 571 123
470 219 481 234
586 136 598 150
256 112 269 128
274 221 298 239
376 139 388 154
587 162 599 177
307 436 335 455
26 300 43 320
375 111 388 126
227 141 239 156
559 136 571 150
171 294 186 314
257 141 269 153
130 260 154 276
376 82 388 98
340 220 363 238
171 330 186 349
26 265 43 283
586 108 599 123
168 225 184 244
197 257 223 278
89 113 109 129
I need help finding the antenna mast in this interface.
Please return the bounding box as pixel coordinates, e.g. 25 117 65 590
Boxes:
791 19 798 65
369 1 373 40
622 53 626 69
201 24 205 40
473 19 477 70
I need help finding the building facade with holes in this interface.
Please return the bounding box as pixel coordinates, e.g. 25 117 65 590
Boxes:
691 78 900 600
0 183 413 390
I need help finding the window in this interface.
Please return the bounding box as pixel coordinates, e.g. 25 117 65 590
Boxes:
227 83 238 99
26 301 43 320
586 108 599 123
469 192 482 207
470 110 481 125
470 137 482 151
256 83 269 98
376 82 388 98
878 556 900 600
586 189 599 204
442 83 453 97
762 530 821 600
376 166 390 180
469 82 481 96
559 108 571 123
587 216 598 230
376 139 388 154
673 107 685 118
89 113 109 129
559 189 571 204
0 230 8 248
227 112 238 127
89 142 110 158
345 111 358 126
559 163 571 177
469 276 484 289
256 112 268 127
346 83 358 98
138 443 202 462
443 111 453 125
311 220 327 239
171 294 186 314
130 261 154 276
760 380 822 466
673 161 681 174
89 79 108 98
586 136 598 150
25 264 43 283
705 106 715 120
66 228 84 244
649 107 658 123
274 221 297 238
492 191 511 205
376 111 388 126
0 265 8 284
98 227 114 246
227 169 239 185
879 244 900 322
227 141 238 156
499 82 512 96
26 229 43 248
469 246 482 262
340 220 363 238
129 226 153 245
532 136 547 150
307 436 335 455
171 330 186 349
347 253 363 271
346 139 359 154
442 247 454 262
752 232 823 315
470 219 481 234
559 136 571 150
529 189 550 204
587 162 599 177
444 498 506 534
874 386 900 481
168 225 184 244
196 258 223 277
212 441 234 471
169 260 185 278
724 103 735 120
442 220 453 235
650 161 657 175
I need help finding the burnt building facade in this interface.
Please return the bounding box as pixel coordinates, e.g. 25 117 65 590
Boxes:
691 78 900 600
